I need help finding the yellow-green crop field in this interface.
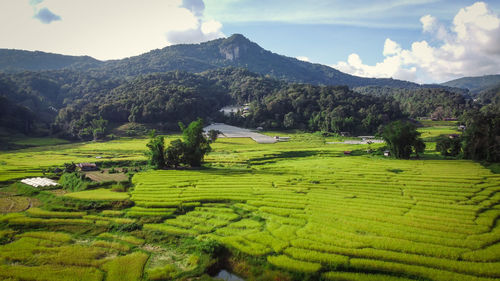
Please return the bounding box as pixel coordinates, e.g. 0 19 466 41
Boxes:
1 128 500 281
0 137 151 181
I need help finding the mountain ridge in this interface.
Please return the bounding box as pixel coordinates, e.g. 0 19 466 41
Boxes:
441 74 500 94
0 34 439 89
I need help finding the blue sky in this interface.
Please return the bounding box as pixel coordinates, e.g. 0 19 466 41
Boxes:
205 0 500 82
1 0 499 83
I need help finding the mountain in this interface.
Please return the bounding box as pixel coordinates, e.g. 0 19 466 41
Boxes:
441 74 500 94
94 34 423 88
0 34 426 89
0 49 102 72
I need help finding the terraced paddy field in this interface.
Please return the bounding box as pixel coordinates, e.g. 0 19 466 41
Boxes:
1 129 499 280
0 137 152 181
133 154 500 281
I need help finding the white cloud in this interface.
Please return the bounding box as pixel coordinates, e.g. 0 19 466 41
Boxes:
383 38 401 56
166 0 224 45
0 0 224 60
420 14 436 32
296 56 310 62
333 1 500 83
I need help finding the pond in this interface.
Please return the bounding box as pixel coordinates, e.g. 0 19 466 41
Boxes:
215 269 245 281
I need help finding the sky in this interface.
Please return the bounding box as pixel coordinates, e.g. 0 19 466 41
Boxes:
1 0 500 84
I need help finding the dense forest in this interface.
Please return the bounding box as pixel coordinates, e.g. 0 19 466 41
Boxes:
2 64 498 141
476 83 500 113
353 86 471 119
0 67 406 138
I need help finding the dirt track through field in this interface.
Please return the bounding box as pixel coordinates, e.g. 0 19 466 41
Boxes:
204 123 276 144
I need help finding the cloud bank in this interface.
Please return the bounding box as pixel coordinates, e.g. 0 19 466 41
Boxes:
333 2 500 83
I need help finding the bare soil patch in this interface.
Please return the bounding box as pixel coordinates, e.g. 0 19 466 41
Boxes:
84 170 129 182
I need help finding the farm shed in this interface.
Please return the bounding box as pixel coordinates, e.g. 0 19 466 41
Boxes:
77 163 98 171
384 150 391 157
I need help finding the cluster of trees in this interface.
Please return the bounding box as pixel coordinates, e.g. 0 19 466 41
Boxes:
476 84 500 113
354 86 470 119
382 121 425 159
461 111 500 162
381 110 500 163
0 96 35 134
147 119 211 169
436 136 462 157
205 68 406 134
434 110 500 162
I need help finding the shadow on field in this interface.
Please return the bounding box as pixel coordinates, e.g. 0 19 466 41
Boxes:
194 166 255 176
248 150 328 165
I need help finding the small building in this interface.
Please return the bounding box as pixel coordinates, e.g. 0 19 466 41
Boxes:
77 163 98 171
384 150 391 157
458 125 466 131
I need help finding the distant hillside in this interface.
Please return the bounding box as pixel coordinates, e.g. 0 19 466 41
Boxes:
94 34 423 88
0 49 102 72
476 83 500 112
442 74 500 94
1 34 426 89
354 86 470 118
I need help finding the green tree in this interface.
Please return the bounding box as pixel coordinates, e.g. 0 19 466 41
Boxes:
146 130 165 169
180 119 211 167
164 119 212 168
382 121 425 159
207 129 221 143
283 112 296 129
90 117 108 140
436 136 462 157
165 139 185 168
462 111 500 162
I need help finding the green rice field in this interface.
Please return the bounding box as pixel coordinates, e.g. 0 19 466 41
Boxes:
1 125 500 280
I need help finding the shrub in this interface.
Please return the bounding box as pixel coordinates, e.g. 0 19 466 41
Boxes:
59 172 86 192
436 136 462 156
